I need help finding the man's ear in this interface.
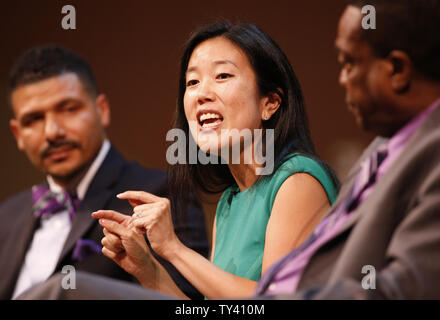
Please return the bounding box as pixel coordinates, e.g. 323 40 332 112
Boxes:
95 94 111 128
10 118 24 151
387 50 412 93
262 89 283 120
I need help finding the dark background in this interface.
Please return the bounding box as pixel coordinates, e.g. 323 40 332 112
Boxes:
0 0 373 236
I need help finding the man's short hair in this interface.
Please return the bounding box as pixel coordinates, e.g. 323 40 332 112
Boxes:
348 0 440 81
8 44 99 101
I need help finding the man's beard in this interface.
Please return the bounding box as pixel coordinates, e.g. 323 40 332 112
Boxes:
48 159 89 182
41 140 89 186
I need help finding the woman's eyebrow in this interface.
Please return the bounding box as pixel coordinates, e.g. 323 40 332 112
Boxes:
186 66 197 73
186 59 238 74
213 60 238 68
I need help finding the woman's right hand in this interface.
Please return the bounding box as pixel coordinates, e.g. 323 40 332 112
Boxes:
91 210 158 288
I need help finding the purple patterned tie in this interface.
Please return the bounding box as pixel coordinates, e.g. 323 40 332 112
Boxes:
31 185 102 262
32 185 80 221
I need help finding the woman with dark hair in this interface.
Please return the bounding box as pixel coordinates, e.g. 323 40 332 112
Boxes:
93 22 339 299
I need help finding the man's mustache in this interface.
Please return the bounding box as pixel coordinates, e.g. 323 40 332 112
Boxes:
41 140 81 159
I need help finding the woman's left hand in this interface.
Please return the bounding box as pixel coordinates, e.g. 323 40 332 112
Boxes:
92 209 157 287
117 191 181 260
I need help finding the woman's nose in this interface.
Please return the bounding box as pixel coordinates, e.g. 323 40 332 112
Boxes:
197 80 216 105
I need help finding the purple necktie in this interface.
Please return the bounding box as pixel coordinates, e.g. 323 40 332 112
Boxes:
302 142 389 246
345 143 388 212
313 143 389 235
32 185 80 221
31 185 102 262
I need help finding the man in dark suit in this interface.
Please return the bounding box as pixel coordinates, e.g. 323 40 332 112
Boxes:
0 44 208 300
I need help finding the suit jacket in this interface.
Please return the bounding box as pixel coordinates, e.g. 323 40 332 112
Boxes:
0 147 209 300
262 105 440 299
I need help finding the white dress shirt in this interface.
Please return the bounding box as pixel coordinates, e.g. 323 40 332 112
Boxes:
12 140 111 299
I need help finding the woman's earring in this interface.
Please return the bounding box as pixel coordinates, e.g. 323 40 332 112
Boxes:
263 115 269 121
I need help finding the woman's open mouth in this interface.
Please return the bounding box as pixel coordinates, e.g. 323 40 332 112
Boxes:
197 110 224 130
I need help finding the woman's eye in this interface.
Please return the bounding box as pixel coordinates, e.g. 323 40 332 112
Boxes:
186 79 199 87
217 73 233 80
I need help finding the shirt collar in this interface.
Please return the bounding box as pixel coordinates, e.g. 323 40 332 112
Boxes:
387 97 440 152
47 139 111 200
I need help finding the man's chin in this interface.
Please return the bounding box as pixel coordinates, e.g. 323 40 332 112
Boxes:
45 162 87 183
349 107 370 132
47 169 79 182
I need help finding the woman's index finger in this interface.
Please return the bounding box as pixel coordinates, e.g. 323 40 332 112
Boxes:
117 190 162 204
91 210 129 224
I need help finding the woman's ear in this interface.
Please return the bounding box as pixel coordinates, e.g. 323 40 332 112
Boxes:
261 88 283 121
387 50 412 93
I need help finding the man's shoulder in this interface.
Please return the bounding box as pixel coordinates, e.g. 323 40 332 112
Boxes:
0 188 33 217
115 159 168 195
121 160 166 183
100 147 167 188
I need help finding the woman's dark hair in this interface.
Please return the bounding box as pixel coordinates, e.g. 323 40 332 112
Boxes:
168 22 339 216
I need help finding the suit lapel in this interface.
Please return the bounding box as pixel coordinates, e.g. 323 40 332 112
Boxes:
294 108 440 290
334 106 440 239
321 137 387 222
56 147 127 266
0 190 38 298
315 105 440 256
327 137 388 233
